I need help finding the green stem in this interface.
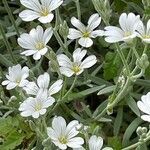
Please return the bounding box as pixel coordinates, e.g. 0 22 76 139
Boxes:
143 44 148 53
0 24 17 64
132 46 140 59
2 0 20 36
122 135 150 150
49 75 77 114
94 107 107 120
75 0 81 20
62 75 77 100
95 77 131 120
116 43 130 75
107 77 131 110
53 28 70 56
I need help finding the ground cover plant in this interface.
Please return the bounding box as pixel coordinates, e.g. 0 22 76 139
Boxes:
1 0 150 149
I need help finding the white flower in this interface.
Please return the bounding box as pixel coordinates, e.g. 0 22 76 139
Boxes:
136 20 150 43
68 13 104 47
57 48 97 77
18 25 53 60
19 0 63 24
137 92 150 122
19 92 54 118
2 64 29 90
104 13 141 43
74 135 113 150
24 72 63 100
47 116 84 149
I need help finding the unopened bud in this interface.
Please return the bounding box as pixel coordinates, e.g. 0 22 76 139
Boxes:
42 138 52 147
28 120 36 131
59 21 69 39
136 53 149 70
48 51 60 73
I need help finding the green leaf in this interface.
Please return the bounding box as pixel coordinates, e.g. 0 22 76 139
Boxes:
97 85 116 95
126 96 140 117
122 118 143 147
66 85 105 102
103 52 121 80
113 107 123 136
0 116 33 150
0 130 25 150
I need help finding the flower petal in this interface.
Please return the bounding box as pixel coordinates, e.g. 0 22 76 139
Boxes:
90 30 104 38
43 27 53 44
87 13 101 31
20 0 41 11
67 137 84 148
73 48 87 63
71 17 86 32
80 55 97 69
78 37 93 48
37 72 50 89
68 28 82 40
38 13 54 24
57 54 72 68
49 0 63 11
52 116 67 136
59 67 74 77
49 79 63 95
19 10 40 21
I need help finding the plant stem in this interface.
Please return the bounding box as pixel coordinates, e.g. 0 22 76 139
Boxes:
122 135 150 150
2 0 20 36
107 78 131 110
95 77 131 120
62 75 77 100
132 46 140 59
53 28 70 56
116 43 130 75
0 24 17 64
143 44 148 53
75 0 81 20
49 75 77 114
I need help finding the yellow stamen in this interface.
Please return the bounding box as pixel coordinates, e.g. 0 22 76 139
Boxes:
72 65 81 74
35 103 42 111
82 31 90 38
59 136 68 144
124 32 131 37
143 35 150 39
35 42 45 50
40 7 49 16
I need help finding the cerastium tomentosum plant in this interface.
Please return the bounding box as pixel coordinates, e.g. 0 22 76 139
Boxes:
1 0 150 149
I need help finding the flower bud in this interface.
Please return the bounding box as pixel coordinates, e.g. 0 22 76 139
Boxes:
28 120 36 131
136 126 143 136
42 138 52 147
59 21 69 39
136 53 149 70
48 51 60 73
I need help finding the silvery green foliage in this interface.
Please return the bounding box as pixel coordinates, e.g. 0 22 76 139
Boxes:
1 0 150 149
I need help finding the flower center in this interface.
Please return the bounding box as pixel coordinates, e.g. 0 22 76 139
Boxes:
59 136 68 144
35 103 42 111
83 31 90 37
41 7 49 16
124 32 131 37
72 65 81 74
35 42 45 50
16 79 20 85
143 35 150 39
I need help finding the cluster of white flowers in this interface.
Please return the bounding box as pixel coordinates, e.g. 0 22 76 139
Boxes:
47 116 113 150
3 0 150 149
